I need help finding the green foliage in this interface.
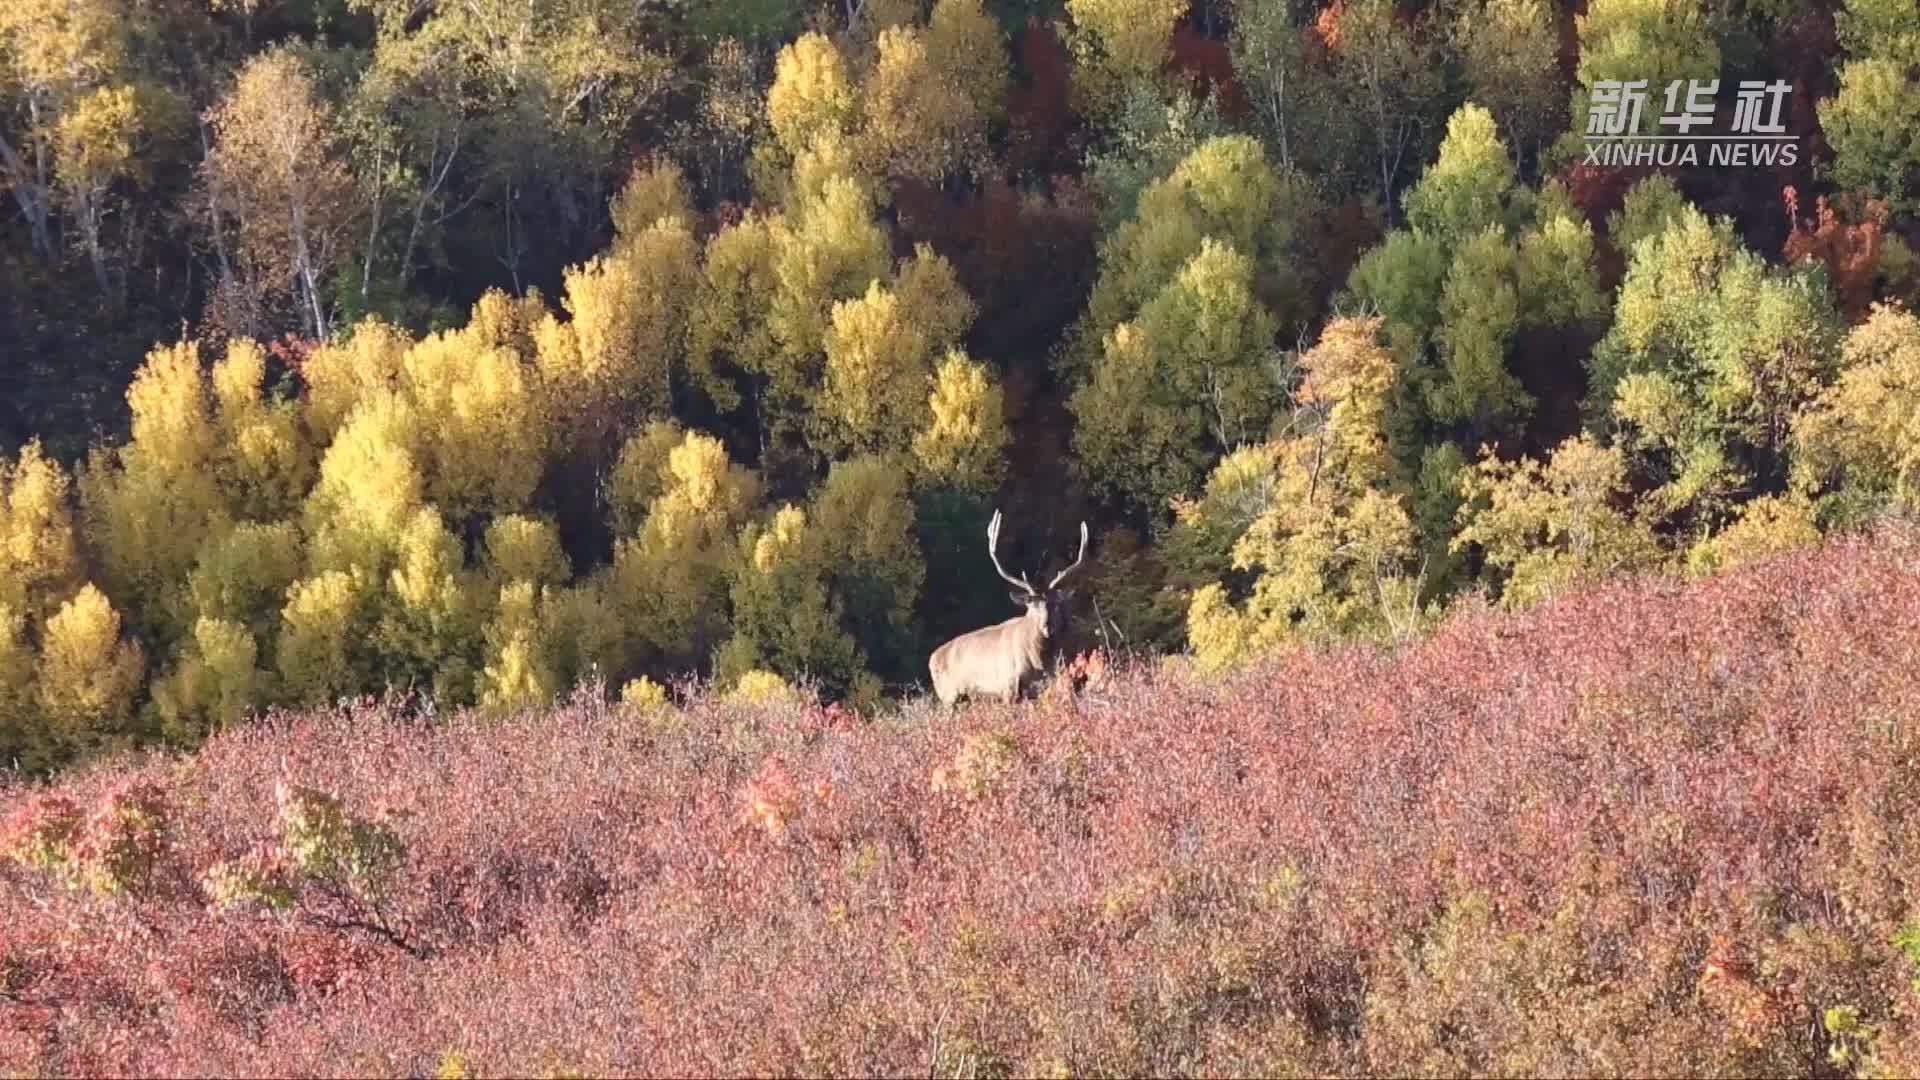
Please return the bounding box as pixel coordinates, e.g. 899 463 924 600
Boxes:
1819 59 1920 216
1563 0 1720 154
1592 204 1843 529
1402 105 1529 245
1072 237 1284 513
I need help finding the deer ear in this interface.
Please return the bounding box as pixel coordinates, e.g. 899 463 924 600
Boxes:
1010 590 1031 607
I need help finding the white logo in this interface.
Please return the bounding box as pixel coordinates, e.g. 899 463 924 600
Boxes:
1583 78 1799 168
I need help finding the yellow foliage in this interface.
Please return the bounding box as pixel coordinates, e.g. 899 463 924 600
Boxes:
150 615 265 745
80 341 230 625
767 33 858 159
607 420 688 537
304 390 426 572
478 580 557 712
1791 302 1920 509
375 508 480 701
927 0 1010 124
619 675 671 713
277 568 373 704
609 430 759 665
465 287 551 358
302 317 412 443
819 280 935 454
186 520 303 637
482 515 571 588
541 221 699 431
912 350 1009 495
35 584 145 764
1065 0 1186 116
399 329 551 519
688 214 780 414
1686 494 1822 576
1454 433 1666 608
727 668 802 705
0 439 84 624
211 339 314 521
892 243 978 351
611 159 695 246
859 25 983 181
0 603 33 760
767 176 892 369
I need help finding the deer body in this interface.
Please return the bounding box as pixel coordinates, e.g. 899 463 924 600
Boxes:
928 609 1049 704
927 510 1088 706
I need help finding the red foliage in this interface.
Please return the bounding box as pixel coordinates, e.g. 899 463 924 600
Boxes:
1166 25 1248 121
1007 19 1080 178
1783 185 1889 321
8 527 1920 1074
890 174 1099 370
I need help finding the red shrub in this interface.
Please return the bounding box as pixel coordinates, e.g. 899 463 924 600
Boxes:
6 527 1920 1075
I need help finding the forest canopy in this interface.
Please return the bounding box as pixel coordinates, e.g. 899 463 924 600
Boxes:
5 0 1920 774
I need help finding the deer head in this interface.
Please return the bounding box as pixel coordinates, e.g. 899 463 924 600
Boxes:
986 509 1088 640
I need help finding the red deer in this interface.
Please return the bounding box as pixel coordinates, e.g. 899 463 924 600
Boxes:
928 509 1089 705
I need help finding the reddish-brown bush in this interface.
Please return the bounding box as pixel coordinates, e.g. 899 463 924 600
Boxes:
6 526 1920 1076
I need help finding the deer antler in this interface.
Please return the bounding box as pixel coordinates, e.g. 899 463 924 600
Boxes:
986 509 1035 594
1048 521 1090 590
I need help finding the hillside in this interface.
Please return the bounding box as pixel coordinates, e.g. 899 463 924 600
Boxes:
5 524 1920 1076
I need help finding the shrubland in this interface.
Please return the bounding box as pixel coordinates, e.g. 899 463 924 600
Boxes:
6 524 1920 1077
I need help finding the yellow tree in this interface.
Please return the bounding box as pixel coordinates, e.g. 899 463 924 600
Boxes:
148 615 270 747
80 342 230 641
927 0 1010 127
1453 432 1665 608
202 48 361 339
609 430 762 674
302 389 427 574
398 325 552 522
210 339 315 523
859 25 985 181
301 316 414 444
1791 302 1920 517
1064 0 1186 120
912 351 1009 496
717 504 865 699
536 216 700 462
688 211 781 416
0 439 84 626
0 602 31 765
1183 317 1427 669
33 583 145 769
767 32 859 161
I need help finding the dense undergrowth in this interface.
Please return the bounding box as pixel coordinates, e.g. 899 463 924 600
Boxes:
5 524 1920 1077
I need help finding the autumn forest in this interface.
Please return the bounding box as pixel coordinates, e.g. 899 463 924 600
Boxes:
6 0 1920 1073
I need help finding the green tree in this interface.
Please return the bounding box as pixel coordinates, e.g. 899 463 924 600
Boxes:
1452 0 1564 172
1592 205 1842 528
1819 59 1920 215
1562 0 1719 155
1072 238 1283 514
